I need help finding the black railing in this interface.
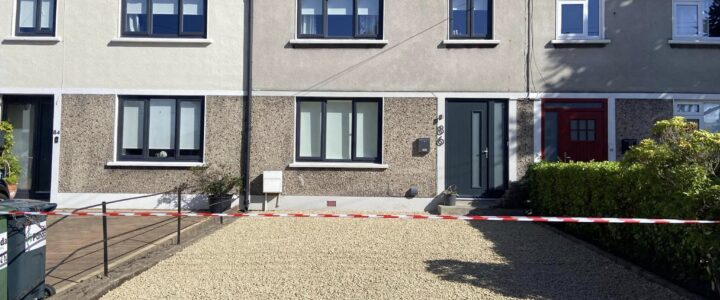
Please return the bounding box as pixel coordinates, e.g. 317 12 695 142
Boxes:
44 185 238 278
96 190 176 277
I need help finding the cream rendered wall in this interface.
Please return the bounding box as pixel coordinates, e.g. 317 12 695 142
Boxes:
531 0 720 93
0 0 245 91
251 0 528 92
0 1 64 88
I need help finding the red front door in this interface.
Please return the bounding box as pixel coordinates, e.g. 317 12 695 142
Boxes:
542 100 608 162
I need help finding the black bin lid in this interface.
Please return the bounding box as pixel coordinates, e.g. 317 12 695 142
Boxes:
0 200 57 212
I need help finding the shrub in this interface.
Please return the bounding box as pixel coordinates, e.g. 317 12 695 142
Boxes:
527 117 720 296
0 121 20 185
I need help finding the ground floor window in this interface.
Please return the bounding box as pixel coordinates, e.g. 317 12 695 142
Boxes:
118 96 204 162
296 98 382 162
675 101 720 132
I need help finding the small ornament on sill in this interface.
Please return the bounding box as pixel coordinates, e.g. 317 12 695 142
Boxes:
155 151 168 158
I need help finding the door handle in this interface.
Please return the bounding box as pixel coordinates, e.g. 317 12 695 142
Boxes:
483 148 489 159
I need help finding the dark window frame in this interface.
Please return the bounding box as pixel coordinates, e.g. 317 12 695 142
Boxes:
297 0 384 39
117 96 205 162
15 0 57 37
449 0 493 39
295 98 383 163
121 0 208 38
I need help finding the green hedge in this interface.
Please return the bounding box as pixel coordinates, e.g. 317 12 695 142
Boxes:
528 162 720 294
527 118 720 297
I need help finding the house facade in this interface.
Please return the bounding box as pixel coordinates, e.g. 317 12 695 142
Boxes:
2 0 719 210
0 0 247 209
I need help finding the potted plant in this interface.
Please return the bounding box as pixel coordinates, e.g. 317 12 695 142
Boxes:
190 165 243 213
443 185 458 206
0 121 20 199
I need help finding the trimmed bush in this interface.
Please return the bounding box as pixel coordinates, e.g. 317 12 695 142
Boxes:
527 117 720 296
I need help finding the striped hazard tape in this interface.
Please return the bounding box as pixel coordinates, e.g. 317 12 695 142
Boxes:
0 211 718 224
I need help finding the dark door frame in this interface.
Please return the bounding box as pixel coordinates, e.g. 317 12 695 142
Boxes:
1 95 54 200
541 98 608 161
445 99 509 199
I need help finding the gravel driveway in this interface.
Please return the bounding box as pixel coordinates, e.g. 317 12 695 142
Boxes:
102 216 685 299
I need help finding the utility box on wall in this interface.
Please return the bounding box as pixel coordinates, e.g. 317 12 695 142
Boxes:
263 171 283 193
415 138 431 155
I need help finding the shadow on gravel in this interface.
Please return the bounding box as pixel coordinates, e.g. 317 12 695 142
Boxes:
424 222 682 299
424 222 552 299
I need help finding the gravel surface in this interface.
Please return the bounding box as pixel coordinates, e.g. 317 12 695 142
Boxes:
102 216 685 299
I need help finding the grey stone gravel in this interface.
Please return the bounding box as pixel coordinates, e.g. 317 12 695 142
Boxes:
102 216 685 299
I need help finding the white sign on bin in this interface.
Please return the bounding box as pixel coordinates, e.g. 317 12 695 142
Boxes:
263 171 283 193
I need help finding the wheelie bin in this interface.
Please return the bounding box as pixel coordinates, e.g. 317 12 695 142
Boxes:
0 200 57 300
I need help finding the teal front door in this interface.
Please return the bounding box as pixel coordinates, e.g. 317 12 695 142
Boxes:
445 100 507 198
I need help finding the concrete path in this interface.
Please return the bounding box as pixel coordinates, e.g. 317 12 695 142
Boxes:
102 216 686 299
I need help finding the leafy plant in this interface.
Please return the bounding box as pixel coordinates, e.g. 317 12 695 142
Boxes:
443 185 458 196
0 121 20 185
189 165 243 197
527 117 720 297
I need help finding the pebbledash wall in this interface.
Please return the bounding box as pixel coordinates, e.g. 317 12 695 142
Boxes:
56 95 244 209
248 96 440 211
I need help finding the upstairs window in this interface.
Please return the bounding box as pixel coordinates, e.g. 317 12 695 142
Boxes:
118 97 204 162
296 98 382 162
556 0 602 39
298 0 383 39
16 0 56 36
450 0 493 39
122 0 207 38
673 0 720 39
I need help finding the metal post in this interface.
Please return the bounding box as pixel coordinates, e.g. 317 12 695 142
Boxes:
177 188 182 245
102 201 109 277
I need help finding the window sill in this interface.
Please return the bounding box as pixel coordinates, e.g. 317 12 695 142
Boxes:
551 39 611 46
668 39 720 47
2 36 62 44
289 39 388 48
442 39 500 45
109 37 212 46
106 161 205 168
288 162 389 169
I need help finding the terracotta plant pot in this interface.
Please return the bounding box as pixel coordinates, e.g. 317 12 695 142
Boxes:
7 184 17 199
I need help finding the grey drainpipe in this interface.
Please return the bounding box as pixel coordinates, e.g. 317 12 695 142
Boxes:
242 0 254 211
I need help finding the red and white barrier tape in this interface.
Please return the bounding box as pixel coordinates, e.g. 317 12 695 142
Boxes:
0 211 718 224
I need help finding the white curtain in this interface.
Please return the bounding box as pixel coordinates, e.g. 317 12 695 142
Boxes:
677 4 699 35
148 99 176 150
179 101 201 151
325 100 352 160
122 100 145 151
299 102 322 157
300 0 322 35
355 102 378 159
19 0 35 29
126 0 146 32
358 0 379 36
40 0 53 29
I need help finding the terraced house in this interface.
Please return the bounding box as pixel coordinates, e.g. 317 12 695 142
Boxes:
2 0 720 210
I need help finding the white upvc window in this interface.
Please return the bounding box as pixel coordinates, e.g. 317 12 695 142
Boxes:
556 0 603 40
673 0 720 40
675 101 720 132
